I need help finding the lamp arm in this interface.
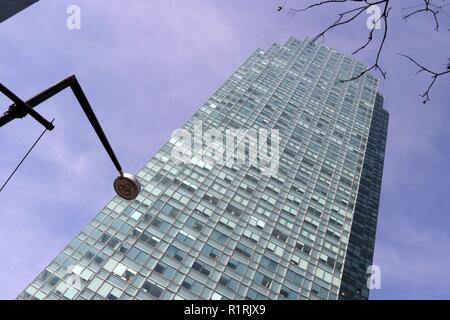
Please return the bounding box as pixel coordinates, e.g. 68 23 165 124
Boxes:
0 75 123 174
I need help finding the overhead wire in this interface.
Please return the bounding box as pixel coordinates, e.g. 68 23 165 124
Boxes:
0 119 55 193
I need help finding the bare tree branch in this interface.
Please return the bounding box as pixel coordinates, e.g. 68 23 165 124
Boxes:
288 0 392 82
398 54 450 103
402 0 448 31
278 0 450 103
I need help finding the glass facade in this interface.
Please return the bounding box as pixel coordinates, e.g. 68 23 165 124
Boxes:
18 37 389 300
0 0 38 23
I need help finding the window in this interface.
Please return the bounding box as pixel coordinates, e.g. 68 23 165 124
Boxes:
181 277 203 295
150 186 162 196
329 216 344 228
151 217 170 231
225 204 243 217
311 283 329 299
166 245 185 262
192 261 211 277
255 206 270 218
203 193 219 205
106 289 122 300
320 253 333 267
122 206 134 216
196 204 213 217
211 230 229 243
161 203 180 218
300 228 316 242
260 256 278 272
280 285 298 300
243 229 260 243
219 216 236 230
219 274 238 291
39 270 60 287
211 292 223 300
176 230 196 246
153 200 164 209
140 232 160 247
307 206 322 217
267 241 284 257
142 281 163 298
113 263 136 282
131 228 143 238
286 270 304 286
315 267 333 284
154 262 175 279
202 244 220 260
227 258 246 274
246 288 266 300
126 247 149 264
180 180 198 193
326 229 341 242
304 216 319 229
254 271 272 288
278 216 293 229
186 217 204 232
235 243 253 258
282 205 297 217
100 233 111 244
130 211 142 221
93 253 106 265
272 229 288 242
295 242 311 255
249 217 265 229
261 193 276 205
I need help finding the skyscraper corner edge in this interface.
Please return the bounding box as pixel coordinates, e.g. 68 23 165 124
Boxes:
0 0 39 24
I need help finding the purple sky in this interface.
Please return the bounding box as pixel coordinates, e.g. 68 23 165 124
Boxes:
0 0 449 300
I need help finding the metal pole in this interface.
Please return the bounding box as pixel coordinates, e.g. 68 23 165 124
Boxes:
68 76 123 173
0 76 75 127
0 75 123 173
0 83 54 130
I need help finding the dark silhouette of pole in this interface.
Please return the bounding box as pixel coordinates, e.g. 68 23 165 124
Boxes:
0 75 122 173
0 75 141 199
0 83 54 130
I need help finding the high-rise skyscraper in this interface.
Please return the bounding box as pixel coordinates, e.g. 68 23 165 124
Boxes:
18 37 388 300
0 0 38 24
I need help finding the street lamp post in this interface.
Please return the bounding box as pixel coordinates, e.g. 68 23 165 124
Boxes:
0 75 141 200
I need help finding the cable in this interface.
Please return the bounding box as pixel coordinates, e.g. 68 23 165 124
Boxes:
0 119 55 193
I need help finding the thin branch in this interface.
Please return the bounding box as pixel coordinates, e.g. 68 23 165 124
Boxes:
289 0 391 82
279 0 449 102
398 54 450 103
402 0 448 31
288 0 348 15
344 4 391 82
